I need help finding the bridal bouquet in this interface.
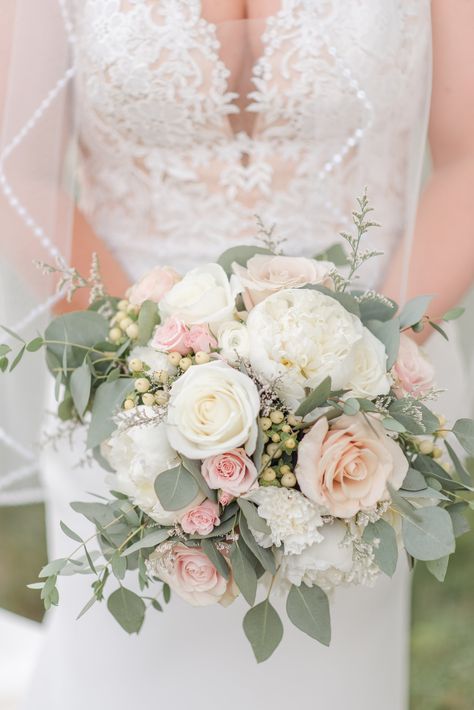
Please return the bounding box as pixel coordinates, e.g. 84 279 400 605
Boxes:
2 195 473 662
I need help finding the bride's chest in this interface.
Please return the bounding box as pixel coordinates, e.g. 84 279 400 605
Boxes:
74 0 431 149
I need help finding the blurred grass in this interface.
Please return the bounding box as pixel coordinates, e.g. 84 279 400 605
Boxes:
0 504 472 708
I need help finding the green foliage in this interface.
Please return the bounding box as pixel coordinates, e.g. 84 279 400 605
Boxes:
243 600 284 663
238 513 276 575
452 419 474 457
399 295 432 330
122 528 170 556
366 318 400 369
86 378 134 449
136 300 160 346
402 506 456 562
237 498 271 535
154 464 200 511
229 538 258 606
217 245 272 275
425 555 450 583
181 456 217 502
70 358 92 418
363 519 398 577
286 583 331 645
201 539 230 581
107 586 146 634
389 400 439 436
294 376 332 417
314 243 348 266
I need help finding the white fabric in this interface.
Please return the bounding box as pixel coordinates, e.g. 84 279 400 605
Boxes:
0 611 41 710
3 0 435 708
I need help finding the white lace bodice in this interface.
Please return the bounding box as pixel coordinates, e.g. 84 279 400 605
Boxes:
74 0 432 283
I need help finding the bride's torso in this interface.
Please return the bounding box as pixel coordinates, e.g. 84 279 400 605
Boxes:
73 0 432 281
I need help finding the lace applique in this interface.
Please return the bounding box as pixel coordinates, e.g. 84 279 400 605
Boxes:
74 0 432 282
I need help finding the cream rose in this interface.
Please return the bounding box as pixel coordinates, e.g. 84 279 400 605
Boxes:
246 288 364 408
104 412 203 524
392 333 435 398
147 542 238 607
217 321 250 364
296 414 408 518
232 254 335 310
128 266 181 306
166 361 260 458
346 327 391 399
159 264 235 332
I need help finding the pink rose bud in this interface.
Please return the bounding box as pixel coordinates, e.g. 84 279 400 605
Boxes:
218 491 236 507
151 316 191 355
183 324 218 354
128 266 181 306
392 333 435 398
201 449 258 497
180 500 221 536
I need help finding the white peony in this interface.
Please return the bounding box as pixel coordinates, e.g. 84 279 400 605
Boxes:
104 410 203 524
246 288 364 408
217 320 250 364
280 521 354 590
128 346 177 375
159 264 235 332
245 487 325 555
166 361 260 459
346 327 391 399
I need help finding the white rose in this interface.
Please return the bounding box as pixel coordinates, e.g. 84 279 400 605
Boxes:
166 361 260 458
280 522 354 589
346 327 391 399
104 411 203 524
128 346 177 375
246 288 364 408
217 321 250 364
159 264 235 332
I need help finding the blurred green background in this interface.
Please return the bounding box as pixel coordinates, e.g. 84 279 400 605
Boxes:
0 499 473 709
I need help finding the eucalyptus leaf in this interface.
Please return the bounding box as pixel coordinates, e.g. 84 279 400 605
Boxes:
314 243 348 266
443 306 465 322
107 587 146 634
87 378 134 449
243 600 284 663
295 376 332 418
76 595 97 620
383 417 407 433
445 441 472 486
26 336 44 352
111 552 127 580
426 555 450 582
181 456 217 502
9 345 26 372
137 300 160 346
389 400 439 436
452 419 474 457
286 583 331 645
399 295 432 329
217 245 272 275
414 454 472 492
366 318 400 369
238 498 271 535
429 321 448 341
253 425 266 474
154 464 200 511
39 559 67 578
402 506 456 561
60 521 83 543
401 468 427 492
45 311 109 371
122 528 171 556
447 502 471 538
343 398 360 416
201 539 230 580
239 513 276 574
229 538 258 606
362 519 398 577
357 296 397 323
307 285 360 316
70 358 92 418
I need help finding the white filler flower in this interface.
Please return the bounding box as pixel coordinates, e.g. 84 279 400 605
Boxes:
245 487 325 555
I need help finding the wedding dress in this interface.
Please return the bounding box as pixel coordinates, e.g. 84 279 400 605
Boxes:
16 1 434 708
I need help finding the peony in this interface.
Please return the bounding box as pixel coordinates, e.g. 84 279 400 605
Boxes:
232 254 335 311
128 346 177 375
280 522 353 590
217 321 250 364
346 327 391 399
201 449 258 496
183 324 217 354
166 361 260 458
104 411 203 524
245 487 325 555
147 542 238 607
159 264 235 332
151 317 190 356
296 413 409 518
392 333 435 398
180 500 220 536
246 288 364 408
128 266 181 306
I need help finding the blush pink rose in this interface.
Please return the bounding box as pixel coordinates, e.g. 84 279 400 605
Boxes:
180 500 221 536
151 317 190 356
148 542 238 607
128 266 181 306
183 324 218 354
201 449 258 496
392 333 435 398
218 491 236 507
296 414 408 518
232 254 335 311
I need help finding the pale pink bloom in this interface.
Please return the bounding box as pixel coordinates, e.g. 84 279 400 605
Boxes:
180 500 221 536
218 491 236 507
128 266 181 306
232 254 335 311
151 317 190 356
296 414 408 518
183 324 217 354
392 333 435 398
148 543 238 607
201 449 258 496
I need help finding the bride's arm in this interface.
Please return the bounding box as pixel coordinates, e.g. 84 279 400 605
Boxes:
384 0 474 333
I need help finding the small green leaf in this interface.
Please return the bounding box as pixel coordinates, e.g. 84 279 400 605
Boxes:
122 528 170 556
401 468 427 492
243 600 284 663
137 300 160 346
26 336 44 352
111 552 127 580
70 358 92 418
286 583 331 645
314 243 348 266
366 318 400 369
60 521 83 543
201 539 230 580
239 513 276 575
230 538 258 606
447 502 471 538
107 587 146 634
163 583 171 604
154 464 200 511
363 519 398 577
76 595 97 620
39 558 68 577
217 245 272 275
429 321 449 340
181 456 217 502
389 400 439 436
343 398 360 416
238 498 271 535
295 376 332 418
151 599 163 612
383 417 407 433
0 325 25 343
445 441 472 486
426 555 450 582
452 419 474 457
402 506 456 561
399 295 432 329
87 378 135 449
9 345 26 372
442 306 465 322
